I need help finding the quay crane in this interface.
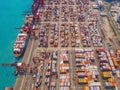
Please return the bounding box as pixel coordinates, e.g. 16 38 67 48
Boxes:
3 0 45 76
2 62 31 76
32 0 44 15
16 0 44 37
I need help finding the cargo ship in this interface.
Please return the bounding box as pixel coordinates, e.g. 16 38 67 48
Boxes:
13 33 29 58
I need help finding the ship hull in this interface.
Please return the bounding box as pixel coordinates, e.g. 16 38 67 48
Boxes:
14 36 29 58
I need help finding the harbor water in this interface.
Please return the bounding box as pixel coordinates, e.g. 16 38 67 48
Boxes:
106 0 120 2
0 0 32 89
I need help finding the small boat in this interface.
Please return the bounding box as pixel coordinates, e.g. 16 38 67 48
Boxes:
5 87 13 90
13 33 29 58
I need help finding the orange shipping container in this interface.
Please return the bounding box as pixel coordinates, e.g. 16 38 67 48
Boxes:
84 86 89 90
60 69 66 73
112 57 119 67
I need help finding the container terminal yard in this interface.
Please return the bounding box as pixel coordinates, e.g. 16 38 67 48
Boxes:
4 0 120 90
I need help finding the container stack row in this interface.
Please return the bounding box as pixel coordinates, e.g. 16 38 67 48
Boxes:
61 6 69 22
46 0 60 5
69 6 77 22
70 23 80 47
50 23 59 47
61 0 68 5
39 23 49 47
38 0 90 23
42 5 61 22
77 5 85 22
80 25 91 47
75 48 100 85
68 0 75 5
60 23 69 47
89 23 103 47
53 6 60 22
96 49 117 89
44 51 58 90
84 85 101 90
48 51 58 90
43 6 53 21
117 49 120 57
59 50 70 90
44 0 89 6
33 51 46 89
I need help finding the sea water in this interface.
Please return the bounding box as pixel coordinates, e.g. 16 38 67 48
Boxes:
106 0 120 2
0 0 32 89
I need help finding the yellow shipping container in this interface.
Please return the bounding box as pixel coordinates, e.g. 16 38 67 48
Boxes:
102 72 111 78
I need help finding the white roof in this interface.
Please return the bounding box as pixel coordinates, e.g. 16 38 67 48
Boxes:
32 25 35 29
88 82 101 86
18 33 27 36
14 48 20 52
75 48 84 51
87 65 97 69
17 63 22 66
15 41 25 43
60 61 63 64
